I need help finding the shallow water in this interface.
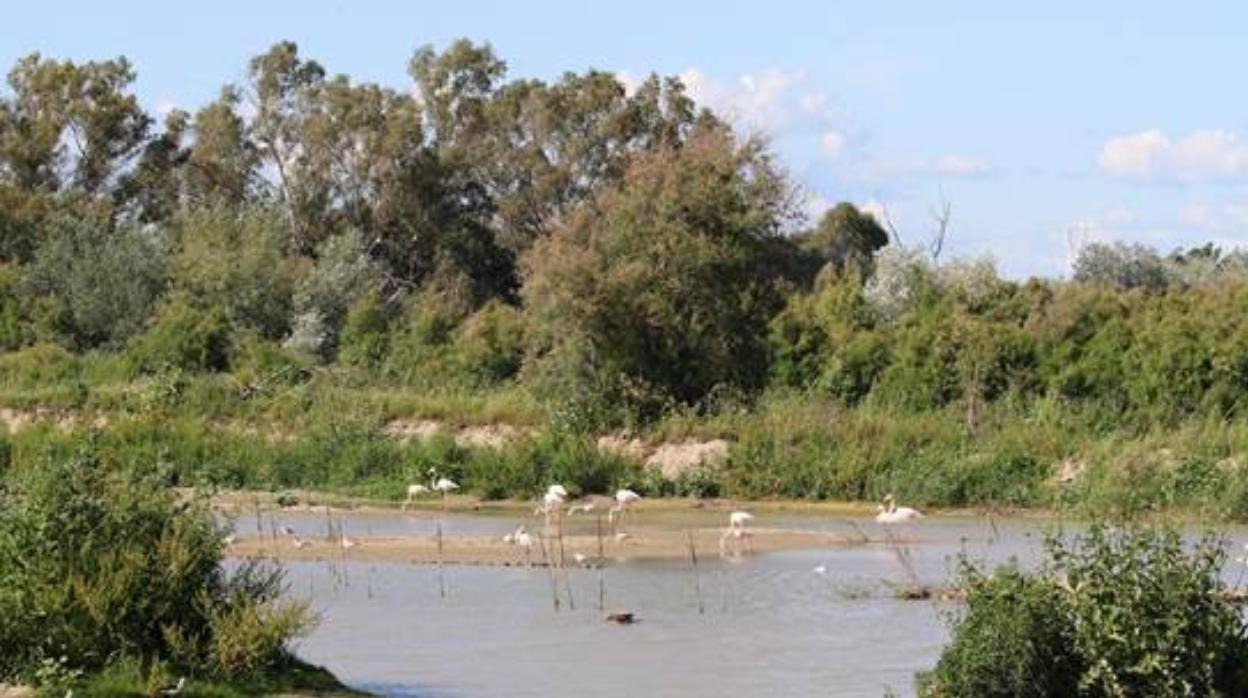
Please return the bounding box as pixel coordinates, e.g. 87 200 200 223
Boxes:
262 512 1248 698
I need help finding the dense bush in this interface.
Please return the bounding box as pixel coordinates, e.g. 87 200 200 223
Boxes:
0 449 312 683
924 525 1248 697
127 298 234 373
23 216 167 349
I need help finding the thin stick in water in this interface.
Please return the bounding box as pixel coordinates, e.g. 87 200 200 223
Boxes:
687 529 704 615
597 513 606 611
436 521 446 599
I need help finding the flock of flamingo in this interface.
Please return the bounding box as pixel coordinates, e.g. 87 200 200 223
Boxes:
398 469 925 563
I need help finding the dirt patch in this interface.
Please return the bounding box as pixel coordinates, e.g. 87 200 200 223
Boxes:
0 685 36 698
455 424 527 449
596 433 648 460
381 418 532 449
644 439 731 479
383 418 446 443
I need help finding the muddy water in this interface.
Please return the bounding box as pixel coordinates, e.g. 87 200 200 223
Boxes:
247 512 1245 698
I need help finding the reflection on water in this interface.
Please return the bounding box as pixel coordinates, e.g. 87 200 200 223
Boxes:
245 511 1248 698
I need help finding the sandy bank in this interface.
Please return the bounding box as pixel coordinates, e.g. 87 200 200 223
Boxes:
227 525 874 566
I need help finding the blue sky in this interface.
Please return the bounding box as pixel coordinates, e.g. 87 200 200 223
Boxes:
4 0 1247 277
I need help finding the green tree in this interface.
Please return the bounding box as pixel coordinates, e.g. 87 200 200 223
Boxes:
522 124 796 417
23 216 166 349
799 202 890 278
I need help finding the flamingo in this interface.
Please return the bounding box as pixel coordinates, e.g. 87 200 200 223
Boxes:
547 484 569 498
505 525 535 565
609 488 642 533
535 489 566 529
874 493 923 525
432 475 459 510
720 510 755 556
403 483 429 510
340 534 358 550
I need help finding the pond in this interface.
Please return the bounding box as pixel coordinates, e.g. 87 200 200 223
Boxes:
238 510 1247 697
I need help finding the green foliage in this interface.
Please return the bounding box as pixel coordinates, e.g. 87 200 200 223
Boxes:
926 525 1248 697
521 125 796 419
337 292 390 369
170 207 294 339
452 300 524 385
922 563 1082 697
23 216 167 349
127 298 233 374
0 449 312 682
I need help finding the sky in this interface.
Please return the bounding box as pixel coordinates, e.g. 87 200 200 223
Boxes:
4 0 1247 277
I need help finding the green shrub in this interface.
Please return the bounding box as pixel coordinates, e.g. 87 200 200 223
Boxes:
128 299 233 373
924 525 1248 697
23 216 167 350
0 448 312 682
922 563 1082 697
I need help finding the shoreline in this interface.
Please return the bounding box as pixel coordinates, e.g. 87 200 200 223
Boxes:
226 525 870 565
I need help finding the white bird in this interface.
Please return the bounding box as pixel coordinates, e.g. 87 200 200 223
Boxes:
574 553 588 564
874 493 922 525
609 488 642 532
340 535 358 550
547 484 569 498
434 477 459 493
403 483 430 510
159 678 186 697
535 489 566 528
278 525 296 536
720 510 755 556
505 525 535 565
813 564 828 575
291 536 311 549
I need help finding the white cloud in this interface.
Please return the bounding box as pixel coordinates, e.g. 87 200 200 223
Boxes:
677 67 818 132
868 155 992 179
928 155 991 177
820 131 845 158
1099 129 1248 182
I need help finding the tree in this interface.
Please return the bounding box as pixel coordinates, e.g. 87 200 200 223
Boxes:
23 216 166 349
521 124 796 417
1073 241 1169 292
800 202 890 277
0 53 150 195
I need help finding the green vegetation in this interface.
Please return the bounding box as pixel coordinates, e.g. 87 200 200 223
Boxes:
0 40 1246 521
0 447 326 695
922 525 1248 697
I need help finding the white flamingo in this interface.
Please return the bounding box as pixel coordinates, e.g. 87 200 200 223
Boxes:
432 475 459 510
340 534 358 550
874 493 923 525
609 488 642 533
535 489 566 529
720 510 755 556
403 483 430 510
504 524 535 565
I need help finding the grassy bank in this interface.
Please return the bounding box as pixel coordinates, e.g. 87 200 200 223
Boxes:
4 356 1248 521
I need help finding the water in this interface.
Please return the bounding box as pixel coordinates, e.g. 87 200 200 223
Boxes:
260 512 1248 698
